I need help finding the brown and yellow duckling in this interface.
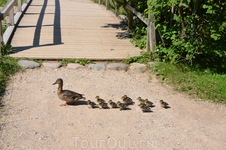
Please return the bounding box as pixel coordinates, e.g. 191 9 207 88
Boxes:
87 100 97 108
117 101 127 111
160 100 169 108
108 100 118 108
138 103 151 112
53 78 85 106
121 95 134 105
95 96 105 104
137 97 145 103
99 101 109 109
144 99 153 107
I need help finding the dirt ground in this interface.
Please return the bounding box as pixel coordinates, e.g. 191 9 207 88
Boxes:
0 66 226 150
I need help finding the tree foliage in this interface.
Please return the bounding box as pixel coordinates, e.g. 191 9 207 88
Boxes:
149 0 226 67
113 0 226 69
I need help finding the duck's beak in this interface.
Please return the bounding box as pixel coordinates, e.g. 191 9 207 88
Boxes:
52 82 56 85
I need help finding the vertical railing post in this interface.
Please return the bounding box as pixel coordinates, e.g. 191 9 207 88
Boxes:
114 3 119 16
8 8 14 26
0 20 2 52
127 10 133 30
106 0 110 10
18 0 22 12
98 0 102 5
146 0 156 51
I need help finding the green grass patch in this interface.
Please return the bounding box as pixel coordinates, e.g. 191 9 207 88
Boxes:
153 62 226 104
60 58 92 66
122 51 155 64
0 56 22 105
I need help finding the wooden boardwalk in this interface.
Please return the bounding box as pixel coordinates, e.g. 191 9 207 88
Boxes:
9 0 143 60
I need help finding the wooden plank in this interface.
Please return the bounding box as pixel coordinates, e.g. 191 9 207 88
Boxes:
9 0 143 60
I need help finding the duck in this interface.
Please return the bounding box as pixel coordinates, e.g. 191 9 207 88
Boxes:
144 99 153 107
99 101 109 109
138 103 151 112
108 100 118 108
121 95 134 105
87 100 97 108
117 101 127 111
137 97 145 103
160 100 169 108
53 78 85 106
95 96 105 104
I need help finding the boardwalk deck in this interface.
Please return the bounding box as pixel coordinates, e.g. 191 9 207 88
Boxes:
9 0 143 60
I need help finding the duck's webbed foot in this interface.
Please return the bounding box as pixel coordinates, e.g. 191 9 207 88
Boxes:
60 103 67 106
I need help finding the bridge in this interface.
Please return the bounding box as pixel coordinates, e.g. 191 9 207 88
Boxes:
1 0 144 60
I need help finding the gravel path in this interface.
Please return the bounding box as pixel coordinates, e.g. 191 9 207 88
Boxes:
0 66 226 150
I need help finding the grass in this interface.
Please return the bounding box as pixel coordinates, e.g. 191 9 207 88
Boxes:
0 0 7 7
152 62 226 104
0 56 22 106
60 58 92 66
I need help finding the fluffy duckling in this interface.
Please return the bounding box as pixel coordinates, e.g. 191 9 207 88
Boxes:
121 95 134 105
137 97 145 103
53 78 85 106
144 99 153 107
87 100 97 108
108 100 118 108
138 103 151 112
160 100 169 108
99 101 109 109
117 101 127 111
95 96 105 104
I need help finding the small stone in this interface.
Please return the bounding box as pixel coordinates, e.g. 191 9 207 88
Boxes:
42 62 62 69
88 64 106 71
18 60 40 70
129 63 147 73
148 62 157 67
107 63 129 71
67 63 85 69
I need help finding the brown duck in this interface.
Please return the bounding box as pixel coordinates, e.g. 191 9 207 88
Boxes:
53 78 85 106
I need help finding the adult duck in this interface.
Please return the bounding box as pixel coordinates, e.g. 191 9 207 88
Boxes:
53 78 85 106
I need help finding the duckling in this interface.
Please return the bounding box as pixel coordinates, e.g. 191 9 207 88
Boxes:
87 100 97 108
138 103 151 112
144 99 153 107
99 101 109 109
137 97 145 103
95 96 105 104
117 101 127 111
108 100 118 108
53 78 85 106
160 100 169 108
121 95 134 105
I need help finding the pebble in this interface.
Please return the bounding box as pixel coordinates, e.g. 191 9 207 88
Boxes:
18 60 40 70
88 63 106 71
107 63 129 71
129 63 147 73
67 63 85 69
42 62 62 69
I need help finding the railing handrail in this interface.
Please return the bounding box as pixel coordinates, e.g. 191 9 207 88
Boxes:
0 0 19 20
0 0 31 46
